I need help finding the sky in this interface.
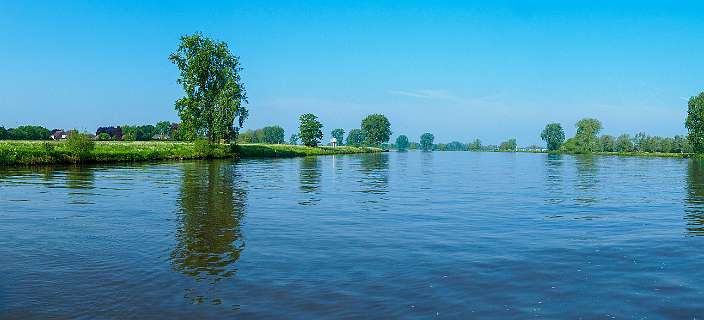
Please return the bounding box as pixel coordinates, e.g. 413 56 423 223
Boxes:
1 1 703 145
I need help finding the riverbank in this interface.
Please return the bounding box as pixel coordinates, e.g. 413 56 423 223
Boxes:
0 141 383 166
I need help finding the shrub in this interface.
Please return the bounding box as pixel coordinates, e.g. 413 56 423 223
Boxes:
194 139 214 158
66 131 95 161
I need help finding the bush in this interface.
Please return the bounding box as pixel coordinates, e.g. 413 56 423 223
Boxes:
194 139 215 158
66 131 95 161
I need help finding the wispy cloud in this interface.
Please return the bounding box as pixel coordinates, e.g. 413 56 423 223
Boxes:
388 89 506 108
387 89 452 99
680 96 690 101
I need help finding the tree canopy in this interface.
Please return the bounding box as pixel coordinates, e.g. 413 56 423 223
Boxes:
169 33 248 143
573 118 602 153
686 91 704 152
298 113 323 147
361 114 391 146
395 135 409 150
499 138 517 151
331 128 345 145
540 123 565 151
346 129 364 146
420 133 434 151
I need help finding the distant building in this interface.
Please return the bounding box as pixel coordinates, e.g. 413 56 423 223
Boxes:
330 137 338 147
50 129 67 140
96 126 123 140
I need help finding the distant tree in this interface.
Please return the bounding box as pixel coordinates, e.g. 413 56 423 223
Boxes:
540 123 565 151
298 113 323 147
686 91 704 152
0 126 8 140
289 134 300 145
7 125 51 140
360 114 392 146
599 135 616 152
262 125 285 144
446 141 466 151
574 118 602 153
237 129 255 143
499 138 517 151
155 121 172 139
170 33 248 142
346 129 365 146
468 139 482 151
395 135 409 150
420 133 434 151
97 132 111 141
615 134 633 152
331 128 345 145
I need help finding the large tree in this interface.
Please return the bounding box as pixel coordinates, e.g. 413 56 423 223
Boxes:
499 138 517 151
262 125 285 144
346 129 364 146
361 114 392 146
420 133 434 151
540 123 565 151
395 135 409 150
331 128 345 145
169 33 248 143
574 118 602 153
298 113 323 147
686 91 704 153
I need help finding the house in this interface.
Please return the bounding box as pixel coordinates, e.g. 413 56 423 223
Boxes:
50 129 67 140
96 126 123 140
330 137 337 147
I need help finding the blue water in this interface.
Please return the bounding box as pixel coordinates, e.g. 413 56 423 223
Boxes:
1 152 704 319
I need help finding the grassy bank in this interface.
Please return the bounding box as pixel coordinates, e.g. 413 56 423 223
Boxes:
236 144 382 157
0 141 383 166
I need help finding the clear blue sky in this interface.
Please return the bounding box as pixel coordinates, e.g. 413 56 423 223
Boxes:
1 1 703 145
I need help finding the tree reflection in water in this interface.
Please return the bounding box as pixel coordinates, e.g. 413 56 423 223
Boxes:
544 153 564 205
685 159 704 236
298 156 321 205
574 154 599 204
357 153 389 196
171 160 247 304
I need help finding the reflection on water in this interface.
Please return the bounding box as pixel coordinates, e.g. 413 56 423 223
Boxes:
171 160 247 303
298 156 321 205
574 154 599 204
357 153 389 195
685 159 704 235
544 153 564 204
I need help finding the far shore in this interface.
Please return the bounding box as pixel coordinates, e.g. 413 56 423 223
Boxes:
0 141 384 166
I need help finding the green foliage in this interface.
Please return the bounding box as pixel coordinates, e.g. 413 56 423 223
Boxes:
573 118 602 153
445 141 465 151
7 125 51 140
170 33 248 142
97 133 111 141
540 123 565 151
420 133 434 151
66 131 95 161
599 135 616 152
194 139 216 158
237 144 382 157
122 125 157 141
499 138 517 151
615 134 634 152
686 91 704 152
395 135 409 150
262 126 285 144
331 128 345 145
468 139 482 151
298 113 323 147
360 114 392 146
289 134 300 145
346 129 365 146
0 126 8 140
155 121 172 139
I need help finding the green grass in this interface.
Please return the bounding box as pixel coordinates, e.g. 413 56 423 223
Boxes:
236 143 383 157
0 141 382 166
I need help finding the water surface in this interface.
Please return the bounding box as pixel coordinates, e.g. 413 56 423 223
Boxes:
2 152 704 318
